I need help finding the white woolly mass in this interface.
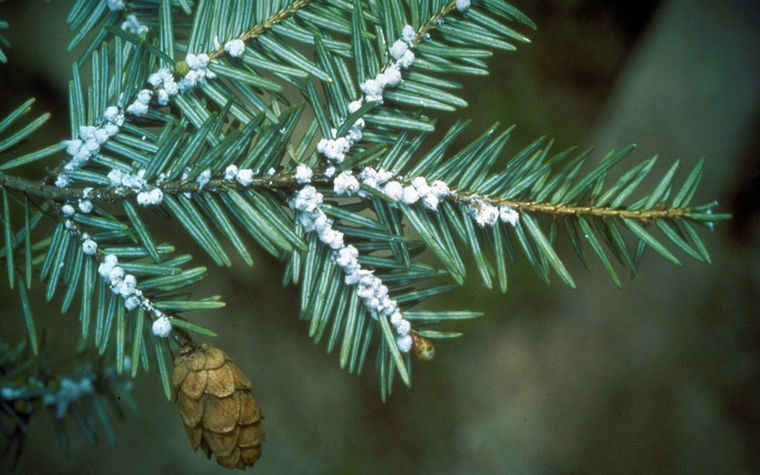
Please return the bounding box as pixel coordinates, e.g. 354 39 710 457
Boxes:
224 39 246 57
402 24 416 43
196 169 212 190
382 65 402 87
389 39 409 60
58 105 126 185
126 101 149 116
471 202 500 227
357 25 415 107
103 106 124 125
107 0 125 11
290 185 413 352
499 205 520 226
236 168 254 186
333 171 360 196
121 14 148 35
95 251 154 312
78 200 93 214
224 164 238 181
456 0 471 12
295 164 313 184
152 316 172 338
315 27 416 167
136 89 152 105
430 180 450 197
348 100 362 114
398 49 415 69
360 78 383 103
422 193 440 210
383 181 403 201
125 296 141 310
402 185 420 204
317 135 350 163
82 238 97 255
136 188 164 206
147 68 178 106
179 53 216 92
396 334 413 353
62 204 76 217
108 168 145 189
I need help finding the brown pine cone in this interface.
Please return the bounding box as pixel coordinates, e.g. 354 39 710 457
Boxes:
172 343 264 470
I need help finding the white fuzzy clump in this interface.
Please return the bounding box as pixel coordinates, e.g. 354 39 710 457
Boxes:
136 188 164 206
82 238 97 255
430 180 450 197
499 205 520 226
360 78 383 103
108 168 147 190
382 64 402 87
59 106 126 182
358 167 391 190
290 183 413 352
127 89 152 116
471 202 500 227
348 100 362 114
107 0 125 11
196 169 212 190
147 68 178 106
224 164 238 181
224 39 246 57
55 175 71 188
98 254 119 279
178 53 216 92
372 173 453 210
290 185 323 215
78 200 93 214
152 316 172 337
402 24 416 43
62 204 76 217
402 185 420 204
333 171 360 196
456 0 471 12
357 26 416 106
121 14 149 35
396 334 413 353
125 295 141 310
383 181 403 201
295 164 313 184
398 49 415 69
389 40 409 60
317 135 351 163
236 168 254 186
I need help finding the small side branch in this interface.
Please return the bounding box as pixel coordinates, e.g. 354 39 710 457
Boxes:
206 0 316 61
455 192 691 221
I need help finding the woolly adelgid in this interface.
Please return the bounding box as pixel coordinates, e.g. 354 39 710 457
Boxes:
0 0 730 471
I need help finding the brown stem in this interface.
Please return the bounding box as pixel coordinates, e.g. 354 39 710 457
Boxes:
207 0 316 60
453 191 690 221
413 1 460 46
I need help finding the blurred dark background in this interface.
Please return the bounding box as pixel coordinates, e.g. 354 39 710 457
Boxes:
1 0 759 473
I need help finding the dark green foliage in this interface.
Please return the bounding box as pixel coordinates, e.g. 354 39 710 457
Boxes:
0 0 728 432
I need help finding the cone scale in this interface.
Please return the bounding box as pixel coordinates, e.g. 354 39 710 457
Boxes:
172 343 264 469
